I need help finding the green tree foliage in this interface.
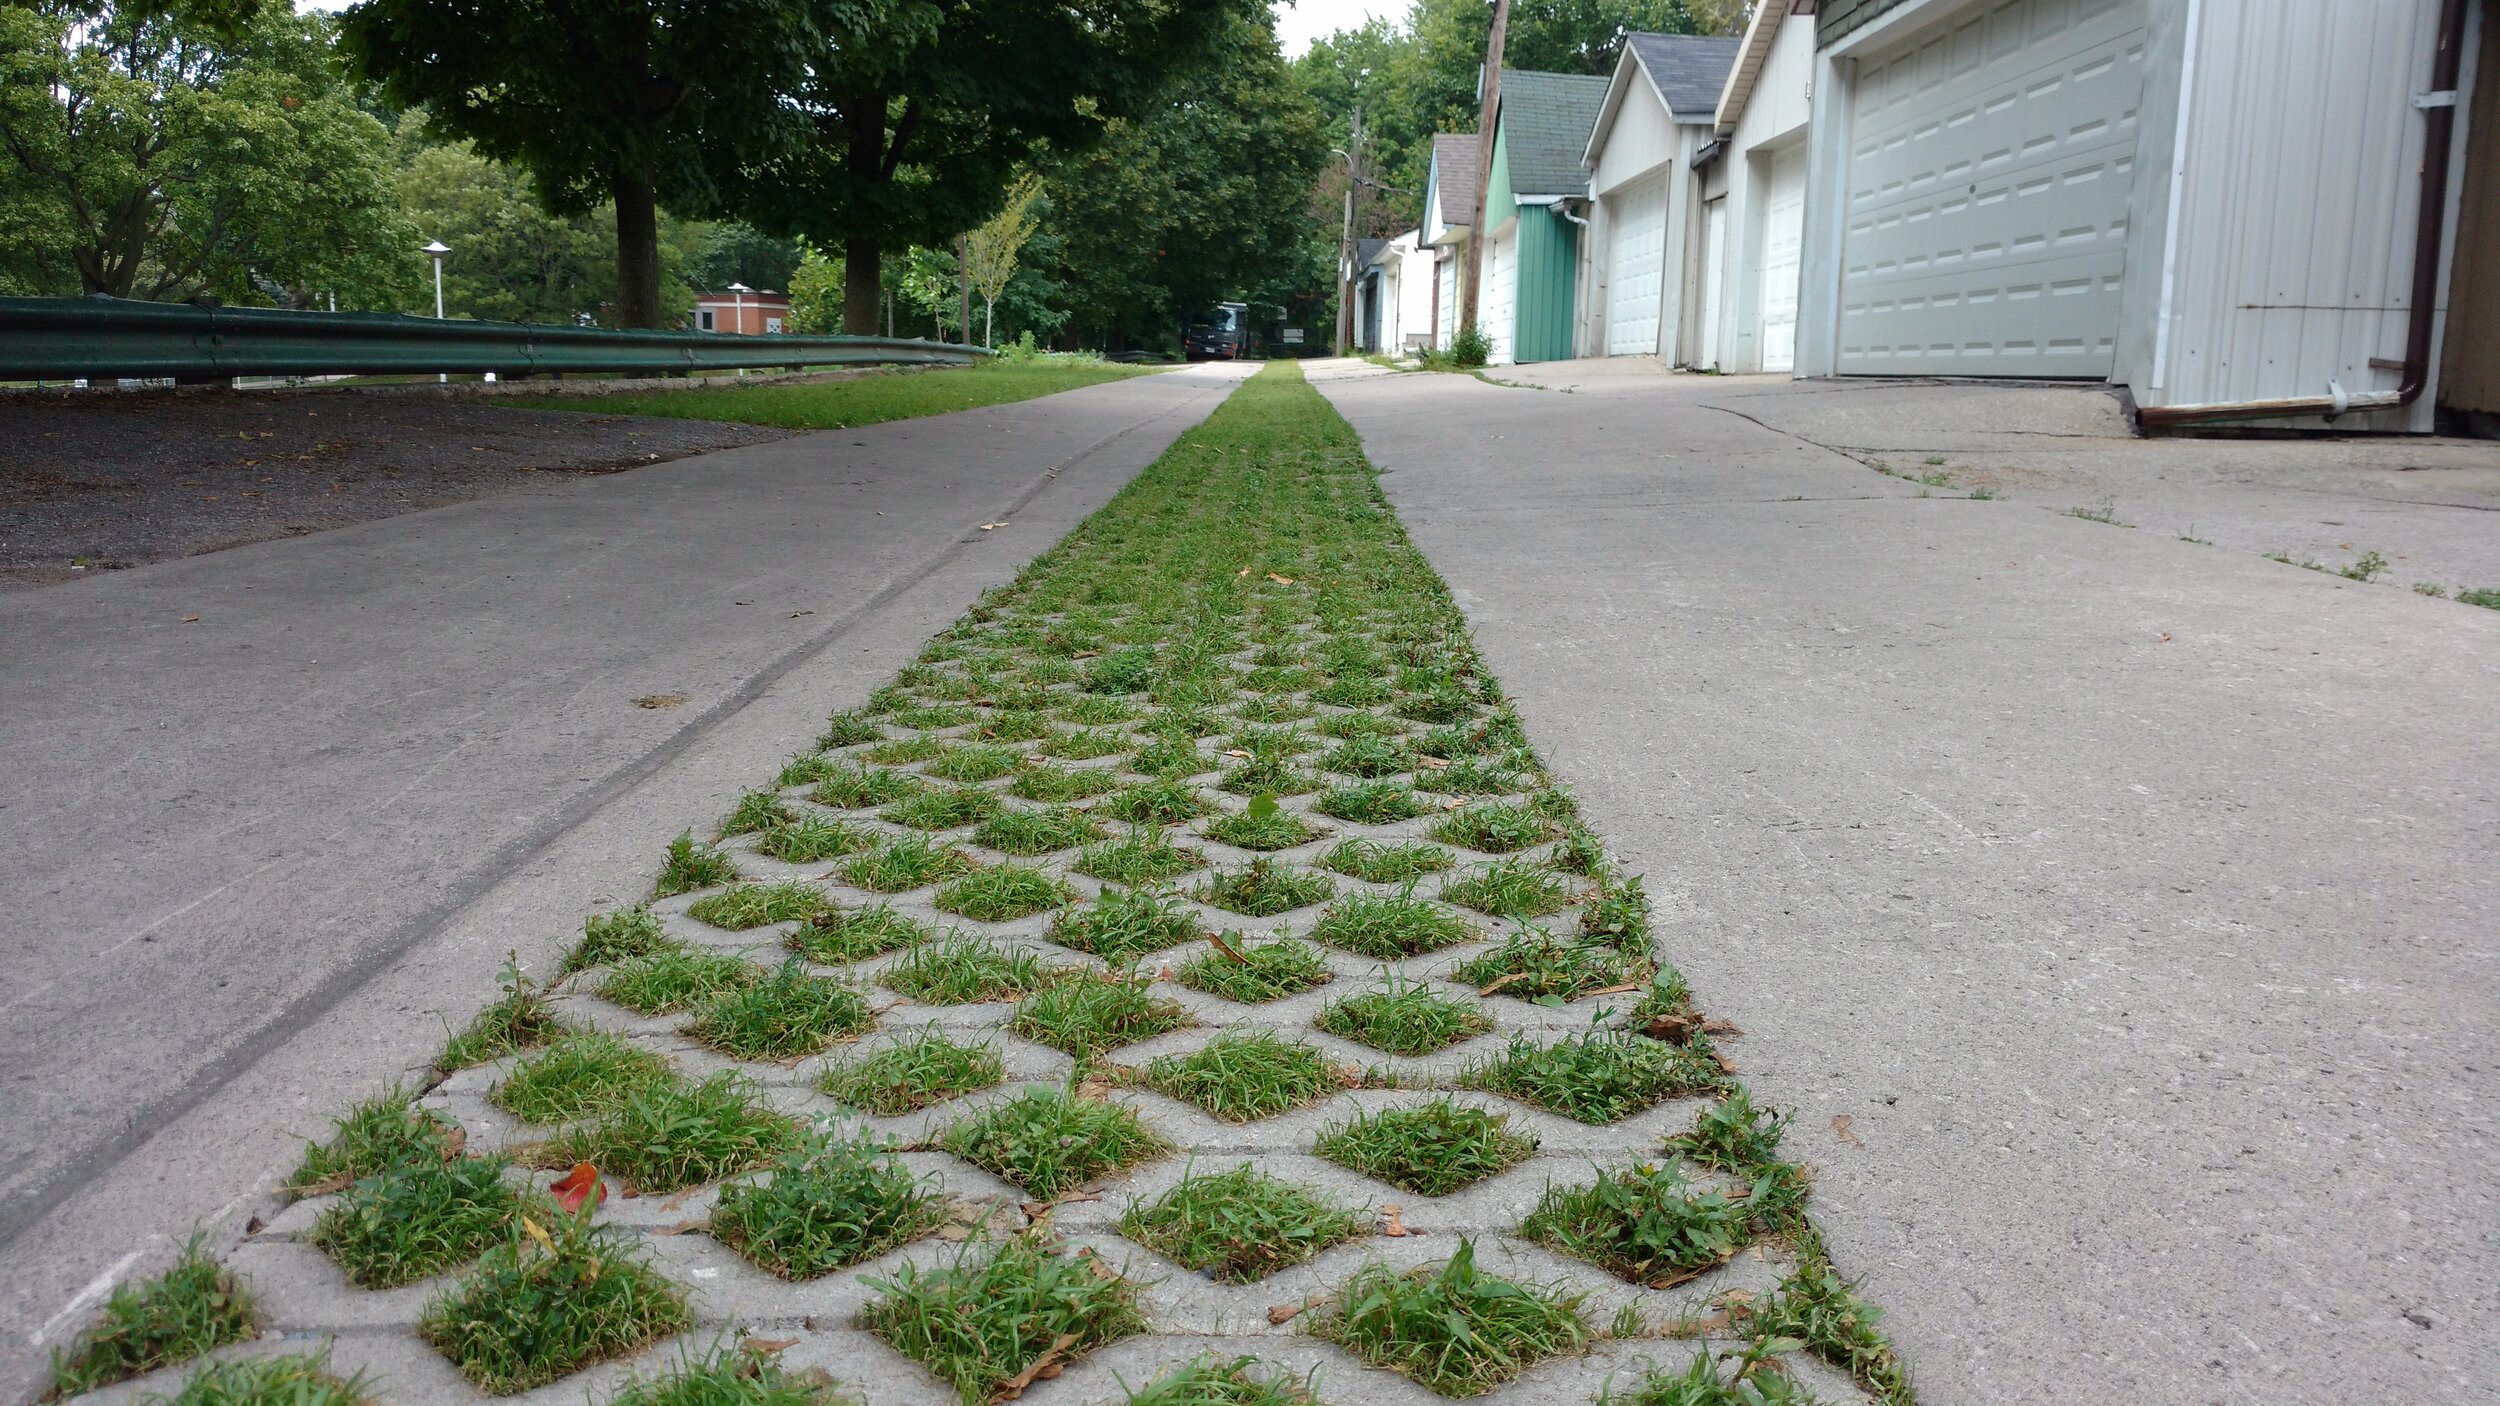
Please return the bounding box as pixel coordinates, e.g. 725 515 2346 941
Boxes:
1039 9 1328 352
683 223 805 296
0 0 411 304
964 174 1041 348
786 246 844 334
726 0 1256 334
1296 0 1727 231
340 0 879 327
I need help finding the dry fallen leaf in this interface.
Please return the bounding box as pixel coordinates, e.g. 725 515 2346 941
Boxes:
1832 1114 1866 1149
992 1332 1082 1401
1382 1204 1408 1237
1267 1295 1324 1325
289 1172 352 1197
1206 932 1249 965
1266 573 1295 585
632 694 687 710
520 1215 556 1255
2159 632 2173 642
441 1126 467 1161
181 614 201 624
1477 971 1529 996
979 521 1010 531
651 1219 708 1236
1712 1049 1741 1074
1224 748 1252 758
1642 1012 1701 1045
744 1337 799 1354
1415 755 1450 770
1587 980 1643 997
1699 1018 1745 1038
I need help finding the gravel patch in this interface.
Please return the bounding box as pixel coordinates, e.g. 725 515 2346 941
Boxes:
0 390 790 588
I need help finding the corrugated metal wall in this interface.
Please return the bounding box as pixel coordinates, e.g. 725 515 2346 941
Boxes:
2154 0 2465 427
1515 207 1583 362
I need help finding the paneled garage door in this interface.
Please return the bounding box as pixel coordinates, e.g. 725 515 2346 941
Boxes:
1759 143 1807 373
1837 0 2146 377
1484 228 1518 366
1603 174 1668 356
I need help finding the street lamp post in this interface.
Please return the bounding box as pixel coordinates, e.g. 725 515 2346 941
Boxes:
421 240 449 383
726 282 751 334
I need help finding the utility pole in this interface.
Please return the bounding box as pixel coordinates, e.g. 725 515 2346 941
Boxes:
1459 0 1509 336
1337 104 1365 356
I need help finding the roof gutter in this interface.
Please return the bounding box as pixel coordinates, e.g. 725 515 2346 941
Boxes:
2139 0 2469 429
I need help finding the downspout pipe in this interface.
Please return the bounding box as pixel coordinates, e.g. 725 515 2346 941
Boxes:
2140 0 2469 429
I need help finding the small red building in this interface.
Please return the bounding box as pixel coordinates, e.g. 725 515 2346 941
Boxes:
692 288 791 334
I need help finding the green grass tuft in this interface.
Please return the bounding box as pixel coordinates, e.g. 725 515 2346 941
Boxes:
940 1086 1170 1198
1100 778 1214 824
1313 780 1428 823
881 785 1004 832
491 1033 673 1124
1010 972 1192 1060
842 834 977 892
1074 831 1206 886
599 948 759 1015
1453 930 1642 1005
1123 1357 1315 1406
545 1071 798 1193
1203 805 1329 851
45 1238 257 1399
818 1027 1006 1115
146 1350 372 1406
1465 1032 1720 1125
1440 859 1574 920
789 902 930 962
291 1092 459 1192
1320 839 1453 884
926 743 1023 784
1121 1163 1365 1283
719 788 797 838
810 763 921 810
882 935 1064 1003
1668 1088 1790 1174
1519 1162 1772 1287
655 832 741 898
1175 936 1333 1003
710 1129 948 1278
311 1155 521 1288
566 906 673 973
1316 980 1494 1057
1431 802 1552 854
1310 891 1475 959
418 1207 690 1393
1195 858 1333 917
861 1235 1145 1406
754 814 876 863
1314 1240 1587 1397
687 880 833 930
1144 1031 1342 1122
974 805 1107 856
1314 1098 1536 1195
933 864 1077 922
605 1344 852 1406
1048 887 1202 963
684 958 874 1060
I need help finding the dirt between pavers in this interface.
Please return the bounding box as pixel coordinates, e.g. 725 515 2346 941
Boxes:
0 390 793 588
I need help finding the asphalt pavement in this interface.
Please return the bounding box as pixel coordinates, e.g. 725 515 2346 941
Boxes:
1308 360 2499 1406
0 363 1250 1394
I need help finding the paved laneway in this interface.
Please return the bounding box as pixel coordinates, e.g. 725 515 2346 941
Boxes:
1310 362 2500 1404
0 364 1249 1387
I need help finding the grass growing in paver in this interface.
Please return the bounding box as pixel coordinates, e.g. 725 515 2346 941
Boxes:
44 1239 256 1399
491 1033 673 1123
684 959 874 1060
818 1028 1005 1115
1320 839 1452 883
1126 1357 1316 1406
1466 1032 1720 1125
1315 1240 1587 1397
882 935 1063 1003
437 958 566 1071
350 361 1905 1396
1669 1089 1790 1174
1755 1259 1913 1405
710 1131 948 1278
1120 1163 1365 1282
606 1345 849 1406
861 1234 1146 1406
789 902 929 962
1314 1099 1536 1196
940 1086 1169 1198
687 880 832 930
654 832 741 897
1143 1031 1341 1122
1049 886 1201 963
1176 935 1333 1003
148 1350 373 1406
1317 980 1494 1057
419 1209 690 1393
545 1072 797 1193
1075 831 1206 885
1519 1163 1774 1288
311 1155 521 1288
1310 891 1475 959
1010 972 1191 1060
599 948 759 1015
1612 1351 1818 1406
565 906 672 972
516 359 1153 431
291 1092 459 1191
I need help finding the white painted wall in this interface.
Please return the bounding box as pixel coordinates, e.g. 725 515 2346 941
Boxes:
1587 59 1711 361
1394 241 1437 353
1711 15 1816 374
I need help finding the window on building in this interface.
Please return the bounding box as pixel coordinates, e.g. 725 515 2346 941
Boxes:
698 308 716 331
765 317 783 334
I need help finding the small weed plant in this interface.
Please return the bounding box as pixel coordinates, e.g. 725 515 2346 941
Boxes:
1121 1163 1365 1282
710 1130 947 1278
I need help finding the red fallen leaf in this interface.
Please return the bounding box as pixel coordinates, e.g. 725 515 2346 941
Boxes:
551 1162 606 1212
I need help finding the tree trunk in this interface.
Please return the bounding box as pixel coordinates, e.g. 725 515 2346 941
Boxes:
985 297 995 349
955 234 972 346
612 173 664 328
844 237 882 335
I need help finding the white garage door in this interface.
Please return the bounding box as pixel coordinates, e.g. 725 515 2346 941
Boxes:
1484 229 1518 365
1760 143 1807 373
1837 0 2146 377
1603 174 1669 356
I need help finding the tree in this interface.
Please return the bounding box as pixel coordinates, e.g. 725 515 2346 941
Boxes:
725 0 1256 335
963 174 1040 348
1040 9 1328 351
683 223 804 295
340 0 876 327
785 244 843 333
0 0 412 305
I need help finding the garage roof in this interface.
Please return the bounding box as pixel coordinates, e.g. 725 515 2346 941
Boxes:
1626 32 1743 123
1497 69 1614 197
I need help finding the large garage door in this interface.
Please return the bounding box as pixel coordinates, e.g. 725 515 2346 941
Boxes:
1838 0 2146 377
1760 144 1807 373
1604 174 1668 356
1484 229 1518 365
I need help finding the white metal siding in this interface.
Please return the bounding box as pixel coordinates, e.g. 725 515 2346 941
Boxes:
2151 0 2469 427
1838 0 2148 377
1485 230 1519 364
1698 200 1729 368
1761 144 1809 371
1604 175 1670 354
1438 256 1459 346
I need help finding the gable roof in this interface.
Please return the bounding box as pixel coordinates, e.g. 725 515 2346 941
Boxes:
1354 237 1391 270
1714 3 1792 127
1625 32 1742 123
1430 133 1482 217
1495 69 1613 197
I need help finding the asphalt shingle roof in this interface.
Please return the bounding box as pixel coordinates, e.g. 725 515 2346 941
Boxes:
1355 237 1391 268
1626 32 1743 123
1430 133 1482 223
1496 69 1612 197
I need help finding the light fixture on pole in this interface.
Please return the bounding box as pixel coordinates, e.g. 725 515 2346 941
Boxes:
420 240 450 383
726 281 752 336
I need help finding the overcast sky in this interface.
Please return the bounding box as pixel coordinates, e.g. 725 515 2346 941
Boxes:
1273 0 1409 57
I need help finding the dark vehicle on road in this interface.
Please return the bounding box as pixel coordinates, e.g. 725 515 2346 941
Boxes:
1184 302 1251 361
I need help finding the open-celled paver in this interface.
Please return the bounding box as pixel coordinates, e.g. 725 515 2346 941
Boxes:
49 365 1904 1406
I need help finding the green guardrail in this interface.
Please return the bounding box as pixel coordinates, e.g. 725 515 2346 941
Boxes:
0 295 991 381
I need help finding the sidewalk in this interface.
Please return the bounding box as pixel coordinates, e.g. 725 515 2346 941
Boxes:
0 364 1250 1395
1309 359 2500 1404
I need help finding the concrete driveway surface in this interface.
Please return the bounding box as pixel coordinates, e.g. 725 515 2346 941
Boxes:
1308 360 2498 1405
0 363 1251 1394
